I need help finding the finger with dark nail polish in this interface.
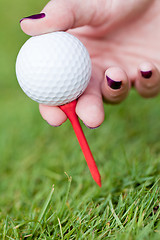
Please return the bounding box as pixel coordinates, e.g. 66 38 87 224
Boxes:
102 67 129 104
135 62 160 98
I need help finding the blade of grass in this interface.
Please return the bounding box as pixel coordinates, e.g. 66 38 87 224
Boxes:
3 236 15 240
109 199 124 230
58 173 72 219
31 184 55 237
8 217 19 240
2 216 8 240
57 217 64 240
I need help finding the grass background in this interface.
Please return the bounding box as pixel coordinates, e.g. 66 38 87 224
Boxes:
0 1 160 239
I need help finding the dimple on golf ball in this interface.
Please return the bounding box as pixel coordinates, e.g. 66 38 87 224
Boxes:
16 31 92 106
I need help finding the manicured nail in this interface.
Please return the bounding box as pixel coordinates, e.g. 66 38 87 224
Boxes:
20 13 45 23
141 70 152 79
106 76 122 90
83 122 101 129
46 121 62 127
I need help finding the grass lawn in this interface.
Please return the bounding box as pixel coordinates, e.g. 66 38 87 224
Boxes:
0 1 160 239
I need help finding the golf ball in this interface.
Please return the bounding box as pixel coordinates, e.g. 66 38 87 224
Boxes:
16 32 92 106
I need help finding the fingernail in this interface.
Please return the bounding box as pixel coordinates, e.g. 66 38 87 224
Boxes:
46 121 62 127
106 76 122 90
141 70 152 79
20 13 45 23
83 122 101 129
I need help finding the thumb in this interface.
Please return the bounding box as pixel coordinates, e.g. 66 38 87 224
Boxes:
20 0 100 36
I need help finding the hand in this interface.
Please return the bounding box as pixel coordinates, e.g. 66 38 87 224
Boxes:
20 0 160 128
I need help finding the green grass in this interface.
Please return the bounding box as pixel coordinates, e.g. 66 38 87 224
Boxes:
1 1 160 239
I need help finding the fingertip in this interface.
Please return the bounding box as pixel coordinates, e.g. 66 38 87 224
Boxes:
19 0 75 36
76 95 104 129
102 67 130 103
39 104 67 127
135 62 160 98
20 12 48 36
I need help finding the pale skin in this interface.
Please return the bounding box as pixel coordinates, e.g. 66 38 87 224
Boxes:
20 0 160 128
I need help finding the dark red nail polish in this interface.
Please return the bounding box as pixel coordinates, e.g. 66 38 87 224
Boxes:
141 70 152 79
20 13 45 23
106 76 122 90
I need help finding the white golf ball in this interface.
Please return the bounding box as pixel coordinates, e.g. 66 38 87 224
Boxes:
16 32 92 106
